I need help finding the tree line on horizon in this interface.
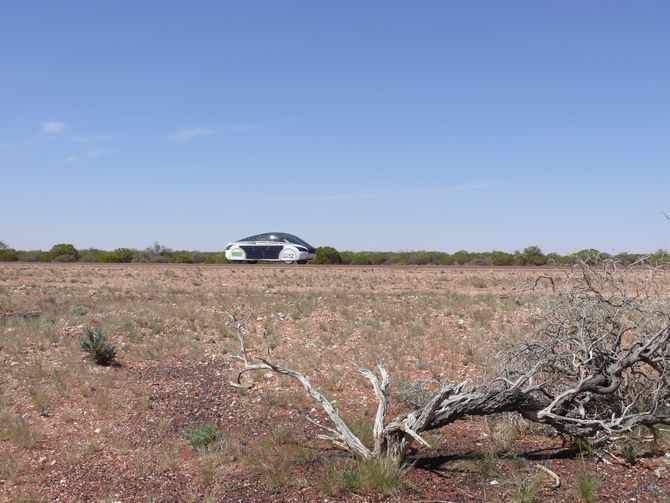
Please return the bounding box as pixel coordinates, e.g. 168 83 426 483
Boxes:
0 240 666 266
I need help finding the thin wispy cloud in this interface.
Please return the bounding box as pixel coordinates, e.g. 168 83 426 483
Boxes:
167 123 255 143
42 121 67 134
61 149 107 163
167 127 217 143
272 182 498 202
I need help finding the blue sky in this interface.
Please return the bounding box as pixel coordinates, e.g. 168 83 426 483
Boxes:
2 1 669 253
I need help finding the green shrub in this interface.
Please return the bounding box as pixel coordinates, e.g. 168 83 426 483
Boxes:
614 252 643 266
52 254 77 262
320 458 403 496
174 254 194 263
521 246 547 266
344 416 373 447
0 250 18 262
575 469 599 502
114 248 136 262
350 253 374 265
451 250 474 265
313 246 343 264
214 252 229 264
491 251 514 266
78 249 106 262
571 248 611 265
80 328 117 365
620 443 640 464
48 243 79 261
181 424 220 450
99 253 123 263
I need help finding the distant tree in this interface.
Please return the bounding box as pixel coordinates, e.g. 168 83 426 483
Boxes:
571 249 611 265
0 249 18 261
649 249 670 266
614 252 644 266
133 242 173 263
350 252 375 265
468 255 491 266
491 251 515 266
215 252 229 264
313 246 343 264
78 249 106 262
545 252 561 265
99 253 124 263
0 241 18 261
521 246 547 266
48 243 79 261
114 248 136 263
175 254 194 263
451 250 472 265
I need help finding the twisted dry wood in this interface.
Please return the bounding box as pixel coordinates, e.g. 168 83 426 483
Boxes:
227 262 670 466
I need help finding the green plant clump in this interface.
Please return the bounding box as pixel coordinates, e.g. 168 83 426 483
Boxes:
313 246 343 264
181 424 220 450
575 469 599 502
320 458 403 496
48 243 79 261
80 328 117 365
0 249 18 262
620 443 640 464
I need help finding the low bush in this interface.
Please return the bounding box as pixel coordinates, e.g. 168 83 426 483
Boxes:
181 424 221 450
80 328 117 365
48 243 79 261
0 250 18 262
313 246 343 264
320 458 403 496
78 249 106 262
174 253 194 263
575 468 599 502
99 253 123 263
52 254 77 262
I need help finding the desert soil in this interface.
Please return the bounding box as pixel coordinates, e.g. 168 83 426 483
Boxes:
1 263 669 502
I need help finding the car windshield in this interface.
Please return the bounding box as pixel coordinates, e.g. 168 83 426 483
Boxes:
239 233 312 247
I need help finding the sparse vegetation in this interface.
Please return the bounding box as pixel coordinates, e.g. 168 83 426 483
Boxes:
313 246 343 264
319 457 403 496
80 327 117 365
620 443 640 464
575 467 600 502
182 424 221 450
1 262 668 501
2 239 667 265
48 243 79 261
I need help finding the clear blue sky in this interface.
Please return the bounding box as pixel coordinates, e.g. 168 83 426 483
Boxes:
2 1 669 253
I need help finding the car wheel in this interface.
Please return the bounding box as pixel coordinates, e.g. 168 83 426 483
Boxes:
283 260 295 265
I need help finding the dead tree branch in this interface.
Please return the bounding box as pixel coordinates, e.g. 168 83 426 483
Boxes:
228 261 670 467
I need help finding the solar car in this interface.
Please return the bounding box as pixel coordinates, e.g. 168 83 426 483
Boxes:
224 233 317 264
